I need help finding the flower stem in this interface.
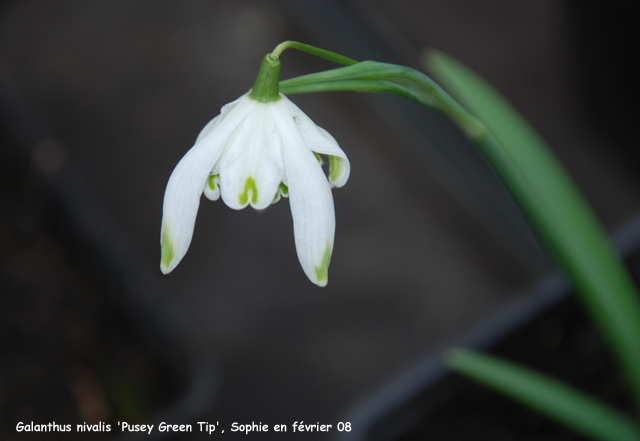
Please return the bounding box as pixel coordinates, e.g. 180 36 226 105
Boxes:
271 40 358 66
249 41 357 103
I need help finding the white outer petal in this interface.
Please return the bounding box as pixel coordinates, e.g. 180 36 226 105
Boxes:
195 92 248 143
160 94 256 274
280 95 350 188
271 101 335 287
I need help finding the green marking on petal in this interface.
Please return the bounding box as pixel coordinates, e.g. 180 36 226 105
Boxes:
273 183 289 203
328 155 342 182
314 242 332 287
207 174 219 191
161 225 175 270
239 176 258 205
313 151 324 165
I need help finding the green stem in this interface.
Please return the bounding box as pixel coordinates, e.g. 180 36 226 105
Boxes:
249 41 356 103
271 40 358 66
280 60 640 411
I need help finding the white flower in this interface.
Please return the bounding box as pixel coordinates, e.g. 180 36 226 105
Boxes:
160 91 349 287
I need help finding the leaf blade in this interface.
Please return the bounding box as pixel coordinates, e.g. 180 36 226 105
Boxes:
448 349 640 441
426 51 640 409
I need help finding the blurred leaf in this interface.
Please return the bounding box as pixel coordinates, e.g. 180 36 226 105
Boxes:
426 51 640 410
448 349 640 441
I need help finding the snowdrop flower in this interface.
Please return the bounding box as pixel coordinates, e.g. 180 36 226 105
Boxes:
160 55 349 287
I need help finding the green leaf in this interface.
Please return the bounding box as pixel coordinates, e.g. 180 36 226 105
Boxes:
278 50 640 411
448 349 640 441
425 52 640 410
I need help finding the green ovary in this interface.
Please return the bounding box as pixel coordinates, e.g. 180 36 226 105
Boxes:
161 226 175 269
328 156 342 182
314 242 332 286
239 176 258 205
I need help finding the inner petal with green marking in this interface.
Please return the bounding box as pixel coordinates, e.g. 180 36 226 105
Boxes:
328 155 343 184
239 176 258 206
204 174 221 201
312 152 346 188
273 182 289 203
208 174 219 191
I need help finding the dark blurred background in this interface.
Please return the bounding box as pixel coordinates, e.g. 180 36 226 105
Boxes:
2 1 640 440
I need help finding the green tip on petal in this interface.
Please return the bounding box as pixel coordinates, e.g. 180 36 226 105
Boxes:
314 242 332 287
239 176 258 206
160 225 175 272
